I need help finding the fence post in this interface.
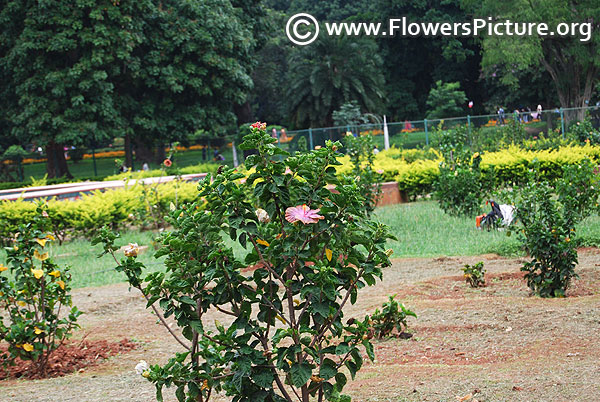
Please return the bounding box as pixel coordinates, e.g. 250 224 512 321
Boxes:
383 115 390 150
232 140 239 167
467 115 472 145
424 119 429 146
308 128 314 150
560 108 565 139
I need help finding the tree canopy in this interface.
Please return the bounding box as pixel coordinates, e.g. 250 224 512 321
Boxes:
0 0 262 177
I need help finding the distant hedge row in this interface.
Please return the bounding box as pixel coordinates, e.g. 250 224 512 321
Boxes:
338 145 600 199
0 180 200 244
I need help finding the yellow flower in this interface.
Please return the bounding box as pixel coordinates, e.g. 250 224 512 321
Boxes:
325 248 332 262
31 269 44 279
0 264 7 272
46 234 56 241
13 245 18 251
34 327 43 335
142 370 150 378
35 238 47 248
311 375 324 383
201 379 209 391
33 249 49 261
15 344 22 348
49 270 61 278
256 238 270 247
17 301 26 307
565 237 571 243
57 280 65 290
23 343 34 352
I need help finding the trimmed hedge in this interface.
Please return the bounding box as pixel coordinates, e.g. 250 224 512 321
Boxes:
0 180 200 244
339 144 600 198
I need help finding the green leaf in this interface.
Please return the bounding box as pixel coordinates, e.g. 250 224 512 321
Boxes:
335 343 350 355
189 320 203 334
319 358 337 380
362 339 375 361
290 362 313 388
252 369 275 388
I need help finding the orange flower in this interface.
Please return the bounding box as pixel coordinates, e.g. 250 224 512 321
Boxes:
256 238 270 247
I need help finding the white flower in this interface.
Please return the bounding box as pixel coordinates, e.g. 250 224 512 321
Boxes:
124 243 140 257
135 360 149 375
255 208 270 223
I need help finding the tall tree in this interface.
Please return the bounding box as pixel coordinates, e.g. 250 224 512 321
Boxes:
286 35 385 128
116 0 258 165
0 0 149 178
463 0 600 121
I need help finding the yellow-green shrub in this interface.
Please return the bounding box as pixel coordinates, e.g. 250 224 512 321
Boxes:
0 180 200 243
337 145 600 198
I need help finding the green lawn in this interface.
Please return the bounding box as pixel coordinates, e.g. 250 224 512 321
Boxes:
2 200 599 289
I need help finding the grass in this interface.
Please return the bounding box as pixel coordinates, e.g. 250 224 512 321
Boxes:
374 201 522 257
2 200 599 289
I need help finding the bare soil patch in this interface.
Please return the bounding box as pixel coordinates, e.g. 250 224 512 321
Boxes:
1 251 599 402
0 339 137 380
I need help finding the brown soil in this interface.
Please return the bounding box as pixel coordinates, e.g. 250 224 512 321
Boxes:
1 251 599 402
0 339 137 380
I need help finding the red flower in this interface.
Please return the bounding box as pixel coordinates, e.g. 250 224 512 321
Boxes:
163 159 172 167
250 121 267 130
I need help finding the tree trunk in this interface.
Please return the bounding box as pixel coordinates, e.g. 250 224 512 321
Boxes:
46 141 72 179
540 45 597 126
133 137 154 166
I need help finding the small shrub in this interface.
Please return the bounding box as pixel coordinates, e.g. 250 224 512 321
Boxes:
463 262 486 288
369 295 416 339
568 118 600 145
0 205 81 376
513 160 600 297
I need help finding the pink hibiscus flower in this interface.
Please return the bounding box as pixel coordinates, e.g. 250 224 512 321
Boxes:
285 204 324 224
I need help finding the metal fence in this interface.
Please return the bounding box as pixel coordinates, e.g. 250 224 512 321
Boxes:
275 106 600 153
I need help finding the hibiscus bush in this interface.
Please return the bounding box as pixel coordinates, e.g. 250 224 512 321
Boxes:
0 204 81 376
95 122 395 401
512 160 600 297
369 295 416 339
